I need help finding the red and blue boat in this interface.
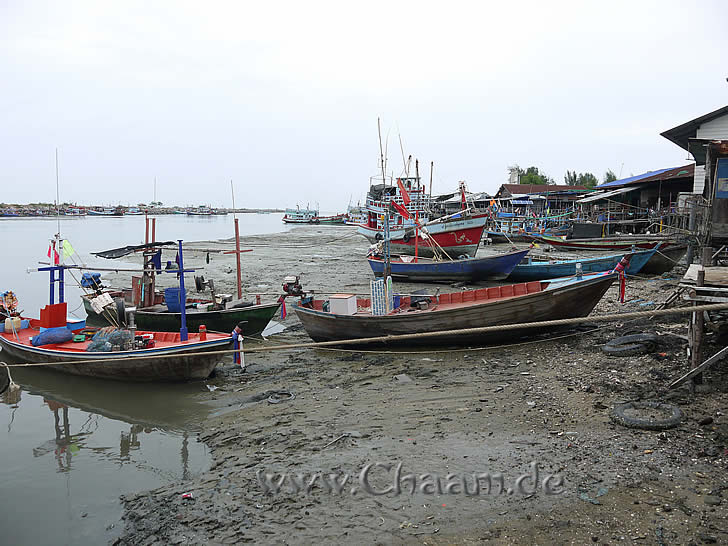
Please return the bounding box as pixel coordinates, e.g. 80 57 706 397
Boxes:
367 248 530 282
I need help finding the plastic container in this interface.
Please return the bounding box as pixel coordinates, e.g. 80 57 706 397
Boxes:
4 317 21 332
165 287 185 313
393 295 401 309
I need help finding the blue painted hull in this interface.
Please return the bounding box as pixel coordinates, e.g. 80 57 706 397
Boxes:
368 249 530 282
507 248 656 281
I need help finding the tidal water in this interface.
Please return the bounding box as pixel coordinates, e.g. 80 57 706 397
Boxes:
0 213 287 544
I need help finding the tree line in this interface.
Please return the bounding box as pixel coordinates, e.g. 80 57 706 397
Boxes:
508 165 618 188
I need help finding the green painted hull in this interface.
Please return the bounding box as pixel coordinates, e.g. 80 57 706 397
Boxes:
83 297 281 336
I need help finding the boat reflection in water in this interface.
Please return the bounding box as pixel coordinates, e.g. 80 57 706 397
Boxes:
0 365 211 544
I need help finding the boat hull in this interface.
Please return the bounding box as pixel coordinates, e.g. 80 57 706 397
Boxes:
640 243 688 274
133 302 281 335
527 235 676 251
368 249 530 282
82 297 280 336
508 248 656 281
0 333 232 382
358 217 487 258
293 273 615 346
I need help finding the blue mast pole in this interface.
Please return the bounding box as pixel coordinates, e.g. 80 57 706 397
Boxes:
177 239 189 341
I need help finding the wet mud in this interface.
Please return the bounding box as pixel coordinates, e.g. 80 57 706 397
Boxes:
111 226 728 544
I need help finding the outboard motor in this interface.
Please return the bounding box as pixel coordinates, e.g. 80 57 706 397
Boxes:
282 275 305 298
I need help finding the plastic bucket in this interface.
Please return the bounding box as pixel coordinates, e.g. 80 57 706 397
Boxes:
165 287 185 313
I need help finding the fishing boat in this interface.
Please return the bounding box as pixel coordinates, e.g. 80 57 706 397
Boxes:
186 205 215 216
314 213 348 225
81 289 280 335
0 322 231 382
507 248 657 281
357 177 488 258
368 248 530 282
88 207 124 216
282 206 318 224
291 271 615 346
639 243 688 275
0 240 233 382
83 218 281 336
526 234 674 251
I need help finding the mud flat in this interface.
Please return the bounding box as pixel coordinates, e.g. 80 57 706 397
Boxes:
113 226 728 544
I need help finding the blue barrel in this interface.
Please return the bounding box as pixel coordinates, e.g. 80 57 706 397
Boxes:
165 287 185 313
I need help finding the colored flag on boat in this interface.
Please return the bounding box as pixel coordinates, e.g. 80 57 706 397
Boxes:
47 242 60 265
396 178 411 205
63 239 75 259
389 200 411 219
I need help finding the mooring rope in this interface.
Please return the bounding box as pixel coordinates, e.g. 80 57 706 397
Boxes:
2 301 725 368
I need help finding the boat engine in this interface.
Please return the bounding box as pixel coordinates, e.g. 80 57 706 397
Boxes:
282 275 305 298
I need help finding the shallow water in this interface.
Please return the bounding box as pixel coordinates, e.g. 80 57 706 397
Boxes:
0 213 287 544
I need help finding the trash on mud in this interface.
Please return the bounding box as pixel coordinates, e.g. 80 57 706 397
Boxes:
579 487 608 505
267 390 295 404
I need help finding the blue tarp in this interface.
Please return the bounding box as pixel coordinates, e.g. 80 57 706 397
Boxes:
596 167 675 189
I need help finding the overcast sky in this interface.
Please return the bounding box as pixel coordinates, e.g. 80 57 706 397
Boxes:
1 0 726 210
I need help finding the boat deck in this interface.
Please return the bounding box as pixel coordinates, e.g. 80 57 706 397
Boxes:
310 280 548 316
0 321 226 352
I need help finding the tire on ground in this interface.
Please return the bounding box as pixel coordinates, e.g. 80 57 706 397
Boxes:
610 401 683 430
602 333 658 357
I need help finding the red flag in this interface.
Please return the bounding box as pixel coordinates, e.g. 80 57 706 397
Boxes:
389 200 412 219
396 178 411 205
47 242 59 265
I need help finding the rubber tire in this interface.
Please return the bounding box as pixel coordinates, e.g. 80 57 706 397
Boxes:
374 233 383 241
402 233 411 243
602 333 658 357
610 401 683 430
115 298 126 327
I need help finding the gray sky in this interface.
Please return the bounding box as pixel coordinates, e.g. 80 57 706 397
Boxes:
1 0 727 210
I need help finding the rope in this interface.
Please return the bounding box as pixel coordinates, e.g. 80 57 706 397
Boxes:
3 301 726 368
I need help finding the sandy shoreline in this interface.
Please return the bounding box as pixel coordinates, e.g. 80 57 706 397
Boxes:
112 226 728 544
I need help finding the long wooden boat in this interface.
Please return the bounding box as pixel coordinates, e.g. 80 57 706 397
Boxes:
526 234 675 251
0 322 231 382
82 293 280 335
368 249 530 282
314 213 348 225
640 243 688 275
508 248 656 281
293 272 615 346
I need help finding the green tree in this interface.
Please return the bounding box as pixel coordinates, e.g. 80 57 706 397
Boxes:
603 169 617 184
577 172 598 188
564 170 579 186
519 166 553 185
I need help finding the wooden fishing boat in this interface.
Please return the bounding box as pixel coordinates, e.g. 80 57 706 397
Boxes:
293 272 615 346
640 243 688 275
508 248 657 281
84 218 282 335
4 239 233 382
368 249 530 282
357 176 488 258
82 293 280 335
0 323 231 382
526 234 675 251
314 213 348 225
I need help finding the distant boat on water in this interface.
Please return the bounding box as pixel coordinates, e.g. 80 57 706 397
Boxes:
282 206 319 224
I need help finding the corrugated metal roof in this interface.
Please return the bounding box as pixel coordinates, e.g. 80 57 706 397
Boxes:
576 186 640 203
596 164 695 189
